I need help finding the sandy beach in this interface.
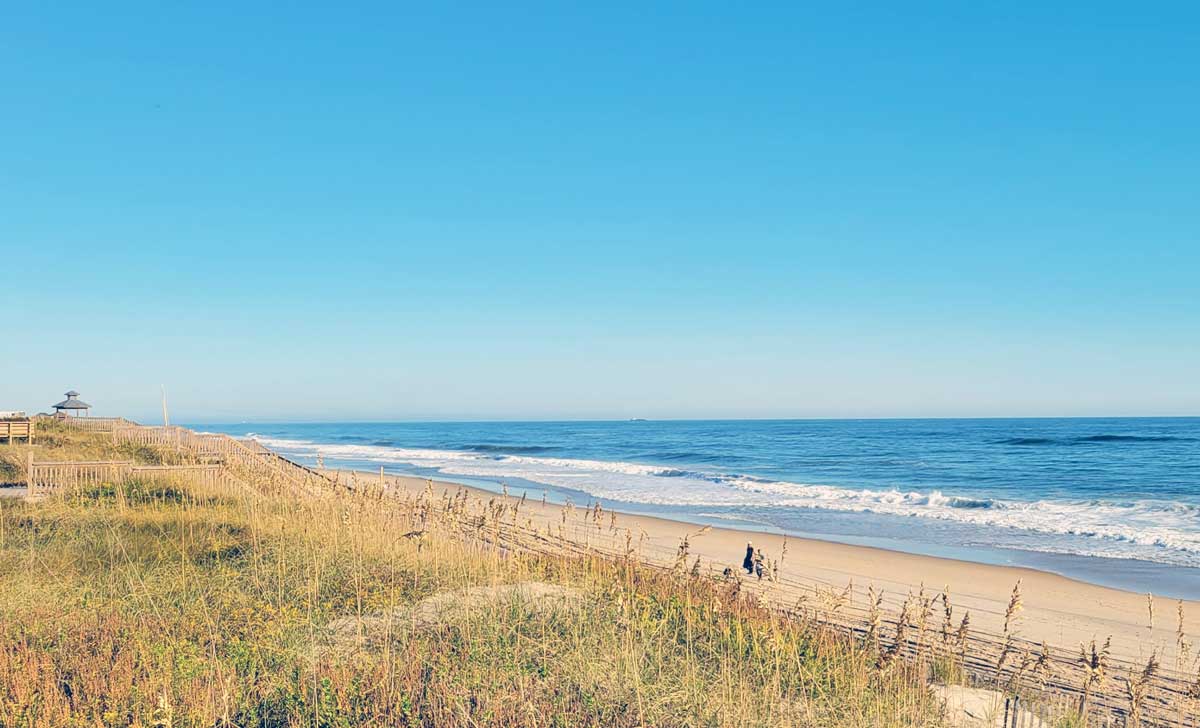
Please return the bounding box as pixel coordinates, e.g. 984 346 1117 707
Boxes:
333 469 1200 669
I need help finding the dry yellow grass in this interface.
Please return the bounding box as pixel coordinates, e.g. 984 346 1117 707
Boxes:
0 419 179 477
0 426 952 727
6 422 1188 727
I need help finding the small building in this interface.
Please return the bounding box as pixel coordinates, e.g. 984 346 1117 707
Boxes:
52 390 92 417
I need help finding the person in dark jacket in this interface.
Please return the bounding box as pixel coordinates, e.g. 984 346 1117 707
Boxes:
743 542 755 574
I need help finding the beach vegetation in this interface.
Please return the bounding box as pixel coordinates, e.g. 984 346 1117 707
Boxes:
0 429 951 727
2 425 1187 727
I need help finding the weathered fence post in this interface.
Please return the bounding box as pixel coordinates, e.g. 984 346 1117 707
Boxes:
26 452 35 498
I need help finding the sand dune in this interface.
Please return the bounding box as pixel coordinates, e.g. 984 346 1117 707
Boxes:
334 469 1200 669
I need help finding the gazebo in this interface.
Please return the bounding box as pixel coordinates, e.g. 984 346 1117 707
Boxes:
52 390 92 417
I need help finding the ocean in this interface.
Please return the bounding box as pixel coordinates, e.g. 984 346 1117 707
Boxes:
194 418 1200 598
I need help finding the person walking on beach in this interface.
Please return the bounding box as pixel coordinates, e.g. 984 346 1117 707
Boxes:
753 548 766 580
743 542 754 574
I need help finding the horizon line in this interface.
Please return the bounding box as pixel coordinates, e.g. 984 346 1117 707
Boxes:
164 413 1200 425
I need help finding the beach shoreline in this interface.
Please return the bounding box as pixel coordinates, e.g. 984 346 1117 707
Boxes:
330 467 1200 669
230 418 1200 592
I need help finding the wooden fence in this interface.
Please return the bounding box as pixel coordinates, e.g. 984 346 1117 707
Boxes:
110 424 335 495
26 417 332 501
408 490 1198 727
26 458 131 495
50 416 129 432
26 457 225 497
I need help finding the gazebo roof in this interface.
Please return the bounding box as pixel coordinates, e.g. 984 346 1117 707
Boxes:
53 391 91 410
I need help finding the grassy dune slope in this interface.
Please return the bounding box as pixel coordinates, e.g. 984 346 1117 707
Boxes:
0 428 950 727
0 420 178 481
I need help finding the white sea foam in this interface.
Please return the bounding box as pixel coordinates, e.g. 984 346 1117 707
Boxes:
251 436 1200 566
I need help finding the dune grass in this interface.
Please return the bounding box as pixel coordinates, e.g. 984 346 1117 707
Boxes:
0 438 952 727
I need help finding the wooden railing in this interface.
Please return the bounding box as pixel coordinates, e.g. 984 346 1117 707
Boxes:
53 418 317 490
112 424 179 447
26 459 132 496
52 416 131 432
21 420 332 500
128 464 224 487
111 424 335 495
25 457 227 497
26 419 313 496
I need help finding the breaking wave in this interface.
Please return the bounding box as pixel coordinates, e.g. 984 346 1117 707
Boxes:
455 443 560 454
249 435 1200 566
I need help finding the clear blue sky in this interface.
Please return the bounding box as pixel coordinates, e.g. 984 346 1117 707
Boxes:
3 2 1197 422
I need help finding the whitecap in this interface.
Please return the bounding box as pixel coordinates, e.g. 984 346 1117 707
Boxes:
250 435 1200 565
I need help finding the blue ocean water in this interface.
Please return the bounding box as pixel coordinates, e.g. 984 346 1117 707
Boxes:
195 418 1200 598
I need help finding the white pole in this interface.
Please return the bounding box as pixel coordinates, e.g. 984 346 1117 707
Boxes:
161 385 170 427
